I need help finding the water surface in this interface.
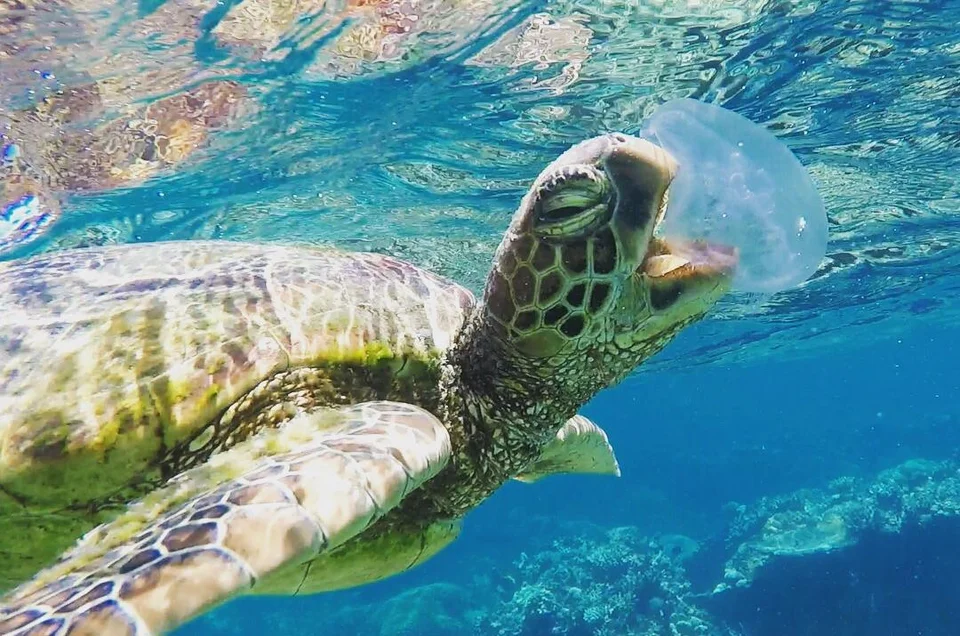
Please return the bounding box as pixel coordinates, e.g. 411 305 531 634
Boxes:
1 0 957 633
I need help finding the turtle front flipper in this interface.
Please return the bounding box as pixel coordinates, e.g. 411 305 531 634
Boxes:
513 415 620 483
0 401 450 636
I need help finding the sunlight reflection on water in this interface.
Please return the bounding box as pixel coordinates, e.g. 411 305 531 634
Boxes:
0 0 957 370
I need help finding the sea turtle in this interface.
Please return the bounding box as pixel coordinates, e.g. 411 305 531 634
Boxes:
0 132 736 634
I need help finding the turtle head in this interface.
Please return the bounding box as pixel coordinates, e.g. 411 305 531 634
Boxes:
467 133 736 414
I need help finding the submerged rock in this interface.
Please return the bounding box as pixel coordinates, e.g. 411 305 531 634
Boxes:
690 458 960 634
379 582 479 636
709 458 960 594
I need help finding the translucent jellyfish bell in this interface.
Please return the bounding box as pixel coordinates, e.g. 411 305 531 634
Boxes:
640 98 828 294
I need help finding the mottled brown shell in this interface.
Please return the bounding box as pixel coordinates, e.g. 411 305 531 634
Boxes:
0 241 474 513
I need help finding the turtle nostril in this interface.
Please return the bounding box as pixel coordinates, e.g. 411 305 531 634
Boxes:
610 133 629 144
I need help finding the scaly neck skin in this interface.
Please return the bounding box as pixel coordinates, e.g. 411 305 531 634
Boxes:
418 307 596 518
415 298 695 519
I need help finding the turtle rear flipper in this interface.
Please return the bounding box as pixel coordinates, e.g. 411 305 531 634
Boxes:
514 415 621 483
0 401 450 635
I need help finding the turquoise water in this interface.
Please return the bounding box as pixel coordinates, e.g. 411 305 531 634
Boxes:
2 0 959 634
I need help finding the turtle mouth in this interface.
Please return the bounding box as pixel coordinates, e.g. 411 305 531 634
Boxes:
637 148 738 284
640 193 739 283
597 132 738 283
641 236 738 283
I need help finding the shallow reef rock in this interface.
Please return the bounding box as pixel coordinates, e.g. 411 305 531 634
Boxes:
378 582 482 636
691 458 960 634
714 458 960 590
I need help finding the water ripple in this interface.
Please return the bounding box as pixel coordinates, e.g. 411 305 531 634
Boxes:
1 0 956 372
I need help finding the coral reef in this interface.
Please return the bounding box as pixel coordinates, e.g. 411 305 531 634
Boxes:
683 458 960 635
477 458 960 635
476 526 720 636
184 458 960 636
711 458 960 594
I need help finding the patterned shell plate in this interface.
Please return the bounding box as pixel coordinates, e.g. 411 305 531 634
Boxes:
0 241 474 510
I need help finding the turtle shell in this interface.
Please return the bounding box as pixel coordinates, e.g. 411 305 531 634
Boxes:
0 241 474 512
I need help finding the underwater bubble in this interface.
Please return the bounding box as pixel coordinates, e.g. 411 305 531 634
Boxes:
641 98 828 294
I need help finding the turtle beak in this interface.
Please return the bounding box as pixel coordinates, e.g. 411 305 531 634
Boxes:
643 237 738 281
598 133 738 288
602 134 676 237
640 236 738 312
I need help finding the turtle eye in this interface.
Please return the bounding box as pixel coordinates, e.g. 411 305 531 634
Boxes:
534 166 611 237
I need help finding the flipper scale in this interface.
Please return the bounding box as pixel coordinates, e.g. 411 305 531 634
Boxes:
0 401 450 635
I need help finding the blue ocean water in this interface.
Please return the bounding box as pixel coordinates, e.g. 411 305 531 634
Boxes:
1 0 958 634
